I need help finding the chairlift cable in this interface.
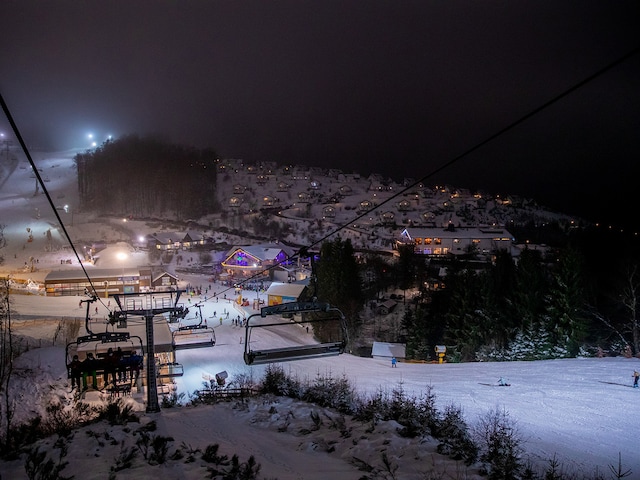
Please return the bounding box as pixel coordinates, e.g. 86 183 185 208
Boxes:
206 45 640 299
3 45 638 305
0 92 107 308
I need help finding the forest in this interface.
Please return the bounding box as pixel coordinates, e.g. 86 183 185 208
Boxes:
75 135 220 220
313 230 640 362
72 136 640 363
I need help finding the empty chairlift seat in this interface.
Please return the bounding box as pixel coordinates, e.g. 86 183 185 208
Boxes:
243 301 348 365
172 324 216 350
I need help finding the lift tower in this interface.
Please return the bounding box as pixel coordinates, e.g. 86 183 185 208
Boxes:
112 290 187 413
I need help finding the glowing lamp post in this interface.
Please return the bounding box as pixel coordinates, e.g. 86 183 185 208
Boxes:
116 252 128 294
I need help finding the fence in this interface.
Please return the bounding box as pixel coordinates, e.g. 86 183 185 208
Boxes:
194 386 259 403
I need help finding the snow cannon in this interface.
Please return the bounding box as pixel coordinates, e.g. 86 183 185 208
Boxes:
435 345 446 364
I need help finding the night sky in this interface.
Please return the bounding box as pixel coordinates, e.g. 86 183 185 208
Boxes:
2 1 639 229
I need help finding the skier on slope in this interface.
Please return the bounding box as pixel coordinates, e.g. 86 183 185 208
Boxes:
633 370 639 388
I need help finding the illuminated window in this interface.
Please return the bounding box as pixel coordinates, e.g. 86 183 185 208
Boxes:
415 238 423 245
425 238 432 245
434 238 441 245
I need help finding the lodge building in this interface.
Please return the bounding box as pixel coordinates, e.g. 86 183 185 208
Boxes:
396 226 514 257
44 268 178 297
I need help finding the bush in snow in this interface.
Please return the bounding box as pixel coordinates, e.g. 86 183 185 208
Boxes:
475 408 524 479
434 403 478 466
302 371 356 414
259 364 303 398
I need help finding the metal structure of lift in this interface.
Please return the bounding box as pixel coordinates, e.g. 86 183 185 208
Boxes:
66 294 142 358
243 301 348 365
172 303 216 350
111 289 187 413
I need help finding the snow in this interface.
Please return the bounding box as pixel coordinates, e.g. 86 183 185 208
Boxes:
2 295 640 479
2 148 640 478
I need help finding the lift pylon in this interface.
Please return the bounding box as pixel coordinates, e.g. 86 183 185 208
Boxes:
111 290 187 413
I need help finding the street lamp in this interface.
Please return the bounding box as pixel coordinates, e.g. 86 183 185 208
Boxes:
116 252 128 294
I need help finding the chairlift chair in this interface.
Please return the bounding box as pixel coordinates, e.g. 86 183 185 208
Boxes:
172 324 216 350
65 295 144 388
243 301 348 365
171 304 216 350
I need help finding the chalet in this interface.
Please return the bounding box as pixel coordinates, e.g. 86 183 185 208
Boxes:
380 211 395 225
151 271 179 290
147 232 181 251
256 175 268 186
262 195 278 207
338 184 353 196
220 244 295 279
229 196 243 208
277 181 291 192
358 200 373 213
147 232 205 251
376 299 398 315
233 184 247 195
396 226 514 257
182 231 206 248
297 192 311 203
421 211 436 223
397 199 412 212
322 206 336 218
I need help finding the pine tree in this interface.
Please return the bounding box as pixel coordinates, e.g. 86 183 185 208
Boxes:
313 238 363 344
546 247 588 355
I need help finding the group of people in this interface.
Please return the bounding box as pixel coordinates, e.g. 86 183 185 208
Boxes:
67 347 143 391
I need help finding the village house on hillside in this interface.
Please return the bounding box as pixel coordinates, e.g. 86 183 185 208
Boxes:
146 231 207 251
396 226 515 257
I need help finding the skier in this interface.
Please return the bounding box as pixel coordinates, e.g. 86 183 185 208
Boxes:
633 370 639 388
498 377 510 386
391 356 397 368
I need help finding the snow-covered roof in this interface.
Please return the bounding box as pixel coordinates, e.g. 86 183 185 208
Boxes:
224 244 294 262
371 341 406 358
265 282 307 298
400 226 514 240
44 267 142 282
152 271 179 283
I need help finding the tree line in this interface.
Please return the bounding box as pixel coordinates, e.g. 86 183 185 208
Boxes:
312 228 640 362
75 135 220 220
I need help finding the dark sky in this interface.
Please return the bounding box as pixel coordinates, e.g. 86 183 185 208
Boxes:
2 1 639 229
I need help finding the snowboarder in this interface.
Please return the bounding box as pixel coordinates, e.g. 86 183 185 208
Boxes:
498 377 510 386
391 356 397 368
633 370 639 388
